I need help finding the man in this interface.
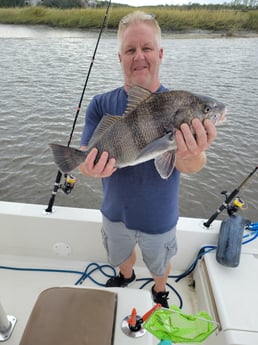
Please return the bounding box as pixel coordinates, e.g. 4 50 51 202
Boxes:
79 11 216 308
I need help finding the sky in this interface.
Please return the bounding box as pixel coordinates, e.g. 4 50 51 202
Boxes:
111 0 230 5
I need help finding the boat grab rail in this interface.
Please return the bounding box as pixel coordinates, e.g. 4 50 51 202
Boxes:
0 302 16 342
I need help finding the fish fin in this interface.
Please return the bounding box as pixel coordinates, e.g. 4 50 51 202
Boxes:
135 132 177 179
136 132 176 161
89 114 121 145
124 85 152 115
154 151 176 179
49 143 87 173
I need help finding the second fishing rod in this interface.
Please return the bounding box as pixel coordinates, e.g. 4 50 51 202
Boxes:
45 0 112 214
203 165 258 228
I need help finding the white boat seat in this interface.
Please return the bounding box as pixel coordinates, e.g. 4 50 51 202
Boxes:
19 286 117 345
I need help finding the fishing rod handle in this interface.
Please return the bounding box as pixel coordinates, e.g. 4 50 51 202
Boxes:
224 188 239 204
45 170 62 213
203 189 240 228
203 211 221 228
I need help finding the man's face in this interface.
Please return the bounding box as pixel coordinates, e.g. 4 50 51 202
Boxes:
118 22 163 92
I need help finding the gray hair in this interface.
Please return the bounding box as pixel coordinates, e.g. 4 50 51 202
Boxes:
118 11 162 50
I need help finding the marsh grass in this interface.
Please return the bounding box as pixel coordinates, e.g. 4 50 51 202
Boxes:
0 6 257 33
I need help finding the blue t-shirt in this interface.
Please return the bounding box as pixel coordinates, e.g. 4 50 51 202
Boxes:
80 85 180 234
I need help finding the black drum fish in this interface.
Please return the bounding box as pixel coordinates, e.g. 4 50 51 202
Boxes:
49 85 226 179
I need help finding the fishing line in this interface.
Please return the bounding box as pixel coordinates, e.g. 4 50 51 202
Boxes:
45 0 112 213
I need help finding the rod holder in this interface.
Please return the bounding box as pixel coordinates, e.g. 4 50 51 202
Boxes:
121 314 146 338
0 302 16 342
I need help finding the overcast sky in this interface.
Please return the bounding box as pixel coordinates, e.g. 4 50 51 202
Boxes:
111 0 231 5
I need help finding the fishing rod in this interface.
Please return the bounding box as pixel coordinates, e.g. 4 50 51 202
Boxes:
203 165 258 228
45 0 112 214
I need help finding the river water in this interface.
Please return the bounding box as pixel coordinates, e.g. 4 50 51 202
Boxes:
0 24 257 223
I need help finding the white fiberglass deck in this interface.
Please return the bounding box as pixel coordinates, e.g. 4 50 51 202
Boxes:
0 257 196 345
1 201 258 345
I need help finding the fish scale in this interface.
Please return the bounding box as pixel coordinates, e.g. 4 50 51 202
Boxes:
126 113 149 152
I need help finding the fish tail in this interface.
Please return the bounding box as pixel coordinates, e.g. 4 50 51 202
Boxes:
49 143 87 173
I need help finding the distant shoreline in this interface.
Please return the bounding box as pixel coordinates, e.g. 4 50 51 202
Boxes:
103 27 258 38
161 29 258 39
1 23 257 40
0 7 257 35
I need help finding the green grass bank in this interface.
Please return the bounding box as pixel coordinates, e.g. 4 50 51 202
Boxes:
0 6 258 34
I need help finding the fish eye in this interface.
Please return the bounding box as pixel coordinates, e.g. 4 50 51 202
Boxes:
203 105 211 114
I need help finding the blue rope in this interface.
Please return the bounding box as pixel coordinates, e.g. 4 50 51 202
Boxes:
0 263 184 308
75 263 116 286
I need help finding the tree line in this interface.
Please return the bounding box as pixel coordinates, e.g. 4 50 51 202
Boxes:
0 0 257 9
0 0 88 7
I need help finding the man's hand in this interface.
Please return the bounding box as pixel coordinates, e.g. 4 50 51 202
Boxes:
176 118 216 159
175 118 217 173
79 148 117 178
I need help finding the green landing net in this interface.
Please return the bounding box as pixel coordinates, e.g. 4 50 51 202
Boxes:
144 305 218 343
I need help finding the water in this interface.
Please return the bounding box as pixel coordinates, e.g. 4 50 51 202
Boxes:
0 24 258 222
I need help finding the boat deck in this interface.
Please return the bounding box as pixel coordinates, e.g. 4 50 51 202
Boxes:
0 255 196 345
1 201 258 345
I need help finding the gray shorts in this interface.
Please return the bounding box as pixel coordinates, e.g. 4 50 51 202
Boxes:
101 215 177 277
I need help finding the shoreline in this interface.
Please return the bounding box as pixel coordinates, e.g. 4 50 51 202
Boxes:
105 27 258 38
0 7 257 36
1 23 257 39
162 29 258 39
